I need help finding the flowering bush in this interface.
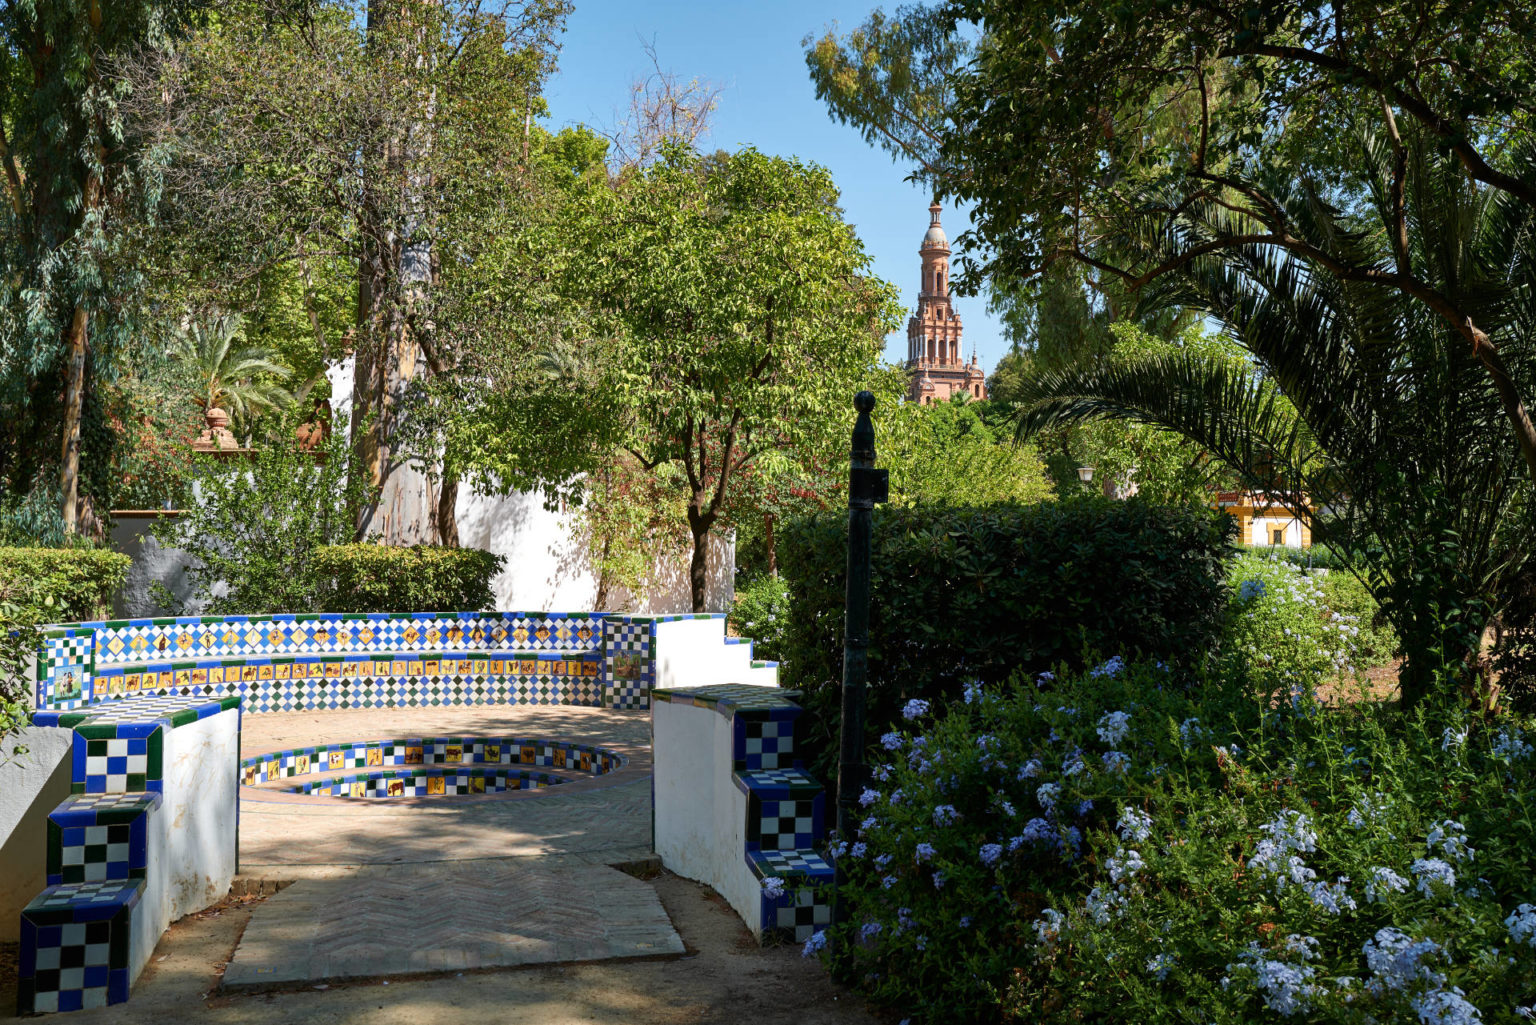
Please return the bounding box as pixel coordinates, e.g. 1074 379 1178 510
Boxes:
728 574 790 663
817 660 1536 1024
1225 552 1373 696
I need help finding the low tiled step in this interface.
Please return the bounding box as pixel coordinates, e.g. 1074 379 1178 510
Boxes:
47 793 160 886
735 768 825 852
17 880 147 1014
747 848 834 943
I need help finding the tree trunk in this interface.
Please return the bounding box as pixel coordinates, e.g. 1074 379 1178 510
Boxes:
58 304 89 535
435 471 459 546
686 500 713 613
765 513 777 579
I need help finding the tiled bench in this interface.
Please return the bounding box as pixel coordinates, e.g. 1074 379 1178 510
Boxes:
652 684 833 944
17 695 240 1015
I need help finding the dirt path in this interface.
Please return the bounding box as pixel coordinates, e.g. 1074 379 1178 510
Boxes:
1 872 885 1025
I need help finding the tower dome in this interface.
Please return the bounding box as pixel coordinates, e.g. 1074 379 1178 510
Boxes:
921 202 948 250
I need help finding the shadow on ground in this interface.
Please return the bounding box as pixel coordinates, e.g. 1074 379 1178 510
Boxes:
0 872 885 1025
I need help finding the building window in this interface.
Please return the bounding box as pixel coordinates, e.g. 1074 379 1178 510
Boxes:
1272 527 1286 546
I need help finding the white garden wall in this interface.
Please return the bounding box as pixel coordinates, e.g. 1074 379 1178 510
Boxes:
0 727 73 942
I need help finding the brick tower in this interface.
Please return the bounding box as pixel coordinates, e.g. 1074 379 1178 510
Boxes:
905 203 987 404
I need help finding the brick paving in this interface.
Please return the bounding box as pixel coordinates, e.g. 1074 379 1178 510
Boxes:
223 706 679 986
238 705 654 876
221 862 684 989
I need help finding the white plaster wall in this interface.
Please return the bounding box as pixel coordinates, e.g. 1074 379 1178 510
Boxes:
0 727 73 941
326 357 734 614
1253 516 1304 548
152 710 240 925
651 700 763 935
654 618 778 690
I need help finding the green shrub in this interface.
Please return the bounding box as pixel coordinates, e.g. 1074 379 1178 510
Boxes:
0 547 127 747
311 544 504 613
1239 542 1351 571
0 547 131 623
778 498 1236 775
728 575 790 662
153 412 371 614
1223 552 1372 695
820 662 1536 1024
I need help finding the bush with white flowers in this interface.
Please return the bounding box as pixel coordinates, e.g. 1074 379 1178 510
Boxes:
1225 551 1370 696
814 659 1536 1025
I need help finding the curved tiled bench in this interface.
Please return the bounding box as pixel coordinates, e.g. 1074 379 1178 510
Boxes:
651 685 833 944
34 611 776 716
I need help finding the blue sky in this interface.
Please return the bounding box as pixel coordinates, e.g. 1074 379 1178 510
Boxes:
541 0 1012 376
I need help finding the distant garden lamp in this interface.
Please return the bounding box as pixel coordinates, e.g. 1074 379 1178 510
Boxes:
1077 466 1095 494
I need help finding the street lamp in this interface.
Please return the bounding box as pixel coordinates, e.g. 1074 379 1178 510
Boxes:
1076 466 1095 484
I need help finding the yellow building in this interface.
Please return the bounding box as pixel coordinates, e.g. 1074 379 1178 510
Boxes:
1215 490 1313 548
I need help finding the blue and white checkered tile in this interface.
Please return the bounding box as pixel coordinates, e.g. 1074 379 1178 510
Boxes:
749 796 823 852
17 880 144 1014
733 710 799 771
48 793 159 886
763 884 833 943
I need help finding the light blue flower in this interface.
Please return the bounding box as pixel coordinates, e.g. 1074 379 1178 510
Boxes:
1411 857 1456 896
881 732 903 752
801 930 828 957
881 875 897 890
963 681 984 704
914 842 935 863
1096 710 1131 746
858 787 879 808
850 841 867 858
1505 903 1536 946
1101 751 1131 774
1118 806 1153 843
933 804 960 827
1089 656 1125 678
1146 953 1176 981
1364 866 1408 902
932 871 946 889
902 698 930 721
761 876 786 900
979 843 1003 867
860 921 883 940
1035 783 1061 812
1239 578 1267 602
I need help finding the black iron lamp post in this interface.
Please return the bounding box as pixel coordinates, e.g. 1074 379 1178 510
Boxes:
835 391 888 871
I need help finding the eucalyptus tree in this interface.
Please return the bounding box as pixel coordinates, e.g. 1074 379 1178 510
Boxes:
1010 141 1536 707
124 0 570 544
0 0 208 535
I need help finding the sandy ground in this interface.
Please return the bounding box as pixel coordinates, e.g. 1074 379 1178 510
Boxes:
0 871 886 1025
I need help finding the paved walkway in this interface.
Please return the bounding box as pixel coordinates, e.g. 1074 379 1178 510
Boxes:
222 862 683 989
225 706 676 987
238 705 654 877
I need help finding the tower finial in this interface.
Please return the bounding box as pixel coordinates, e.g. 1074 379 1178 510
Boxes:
929 201 942 227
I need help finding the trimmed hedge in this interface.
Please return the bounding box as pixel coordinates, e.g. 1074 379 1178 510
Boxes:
0 547 131 623
778 499 1236 775
311 544 505 613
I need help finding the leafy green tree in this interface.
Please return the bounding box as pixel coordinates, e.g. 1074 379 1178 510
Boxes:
810 0 1536 481
556 146 903 611
1 0 207 535
880 395 1054 506
1011 140 1536 707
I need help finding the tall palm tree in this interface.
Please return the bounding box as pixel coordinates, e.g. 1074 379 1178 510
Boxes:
173 314 294 421
1010 139 1536 708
